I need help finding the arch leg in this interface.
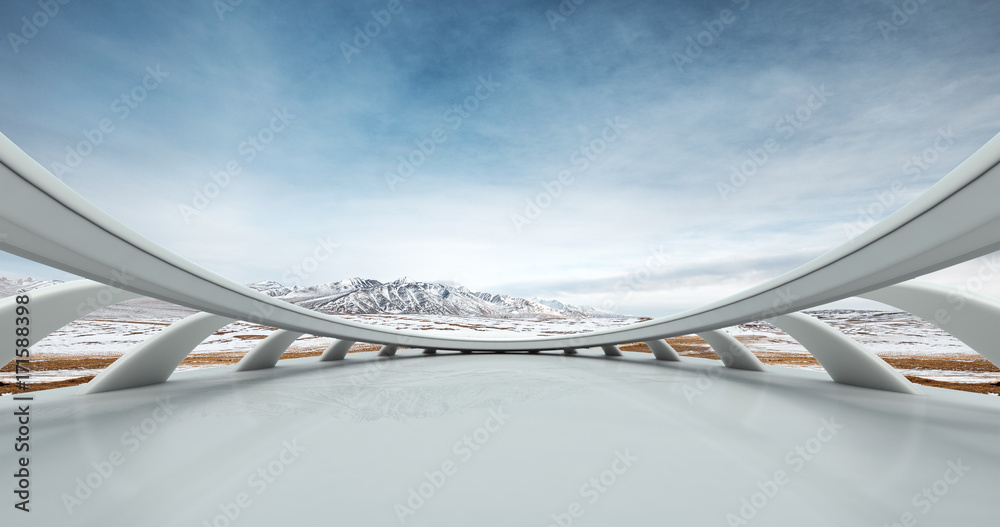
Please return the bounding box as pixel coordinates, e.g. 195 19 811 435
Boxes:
319 339 355 361
769 312 920 394
236 330 304 371
1 280 140 365
859 280 1000 367
645 339 681 361
80 312 234 394
696 330 765 371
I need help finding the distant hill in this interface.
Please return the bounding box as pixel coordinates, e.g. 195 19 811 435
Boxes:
247 277 626 318
0 275 624 319
0 277 65 297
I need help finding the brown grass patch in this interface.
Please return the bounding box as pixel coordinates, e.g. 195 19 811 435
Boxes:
621 339 998 396
0 376 95 395
905 376 1000 395
4 339 997 397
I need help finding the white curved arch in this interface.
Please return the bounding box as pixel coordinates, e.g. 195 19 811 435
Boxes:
319 339 355 361
768 312 920 394
859 280 1000 367
645 339 681 361
1 131 998 352
601 344 623 356
236 330 305 371
696 329 766 371
78 312 234 394
0 279 140 364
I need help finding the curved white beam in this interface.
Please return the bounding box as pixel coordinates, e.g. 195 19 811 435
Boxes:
645 339 681 361
319 339 355 361
696 330 766 371
1 132 998 351
235 330 304 371
0 279 140 364
859 280 1000 368
601 344 623 357
79 312 234 394
769 312 920 394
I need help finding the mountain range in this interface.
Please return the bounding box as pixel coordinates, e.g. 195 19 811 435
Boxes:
0 277 64 297
1 276 623 318
247 277 623 318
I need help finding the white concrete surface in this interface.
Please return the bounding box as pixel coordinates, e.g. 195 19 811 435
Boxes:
2 350 997 526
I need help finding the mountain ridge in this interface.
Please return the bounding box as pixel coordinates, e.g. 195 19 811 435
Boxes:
247 277 624 318
0 276 624 318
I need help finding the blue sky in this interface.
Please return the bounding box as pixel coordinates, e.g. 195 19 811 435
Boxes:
1 0 998 316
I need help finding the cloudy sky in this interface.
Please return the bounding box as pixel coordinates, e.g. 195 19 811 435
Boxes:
1 0 998 317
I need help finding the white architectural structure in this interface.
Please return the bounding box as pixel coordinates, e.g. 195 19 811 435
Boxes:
1 130 998 525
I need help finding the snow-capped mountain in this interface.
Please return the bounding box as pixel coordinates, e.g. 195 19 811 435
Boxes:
0 277 65 297
0 275 622 319
530 297 620 318
247 277 625 318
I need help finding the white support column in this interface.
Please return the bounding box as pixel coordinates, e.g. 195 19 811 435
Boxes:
859 280 1000 368
378 345 398 357
696 330 765 371
79 312 234 394
769 312 920 394
645 339 682 361
235 330 304 371
422 348 437 354
601 344 623 357
0 280 140 365
563 348 578 355
319 339 355 361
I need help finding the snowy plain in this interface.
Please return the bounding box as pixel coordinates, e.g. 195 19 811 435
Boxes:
3 294 996 386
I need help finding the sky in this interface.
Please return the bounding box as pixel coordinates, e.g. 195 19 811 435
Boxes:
0 0 998 317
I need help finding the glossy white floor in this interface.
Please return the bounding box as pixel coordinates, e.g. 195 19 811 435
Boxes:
3 350 998 527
